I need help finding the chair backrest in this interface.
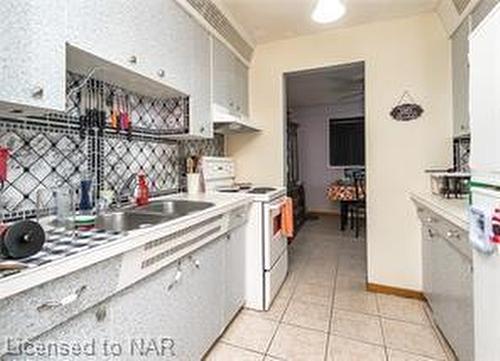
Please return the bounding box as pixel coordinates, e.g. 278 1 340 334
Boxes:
353 169 366 200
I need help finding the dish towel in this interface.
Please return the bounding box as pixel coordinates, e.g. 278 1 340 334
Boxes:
281 197 294 238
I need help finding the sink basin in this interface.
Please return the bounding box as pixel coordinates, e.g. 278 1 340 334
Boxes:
133 200 214 216
96 200 214 232
95 212 170 232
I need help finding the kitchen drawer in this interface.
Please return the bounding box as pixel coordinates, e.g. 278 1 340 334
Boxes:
0 255 122 356
228 206 249 230
428 215 470 260
416 205 470 260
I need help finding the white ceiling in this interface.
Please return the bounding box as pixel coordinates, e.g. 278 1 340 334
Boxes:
219 0 439 44
286 62 365 109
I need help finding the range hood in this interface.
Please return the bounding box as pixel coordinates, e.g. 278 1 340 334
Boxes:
213 104 260 134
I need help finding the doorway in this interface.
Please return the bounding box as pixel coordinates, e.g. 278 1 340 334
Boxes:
284 62 366 237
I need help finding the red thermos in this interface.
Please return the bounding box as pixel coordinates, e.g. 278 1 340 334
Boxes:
135 173 150 206
0 147 9 189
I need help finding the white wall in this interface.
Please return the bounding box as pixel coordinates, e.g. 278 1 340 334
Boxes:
294 103 364 213
228 13 453 291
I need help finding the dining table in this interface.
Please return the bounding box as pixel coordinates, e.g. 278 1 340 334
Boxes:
327 180 365 231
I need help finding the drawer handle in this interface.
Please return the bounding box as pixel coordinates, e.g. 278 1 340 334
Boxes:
32 86 44 99
188 255 201 269
446 230 460 239
426 217 438 224
167 261 183 292
37 286 87 312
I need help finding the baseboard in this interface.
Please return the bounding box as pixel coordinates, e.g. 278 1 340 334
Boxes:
366 282 425 300
308 209 340 216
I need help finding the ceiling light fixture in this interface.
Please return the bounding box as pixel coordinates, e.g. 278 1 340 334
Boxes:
312 0 346 24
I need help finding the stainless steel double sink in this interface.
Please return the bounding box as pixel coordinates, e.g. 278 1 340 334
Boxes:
95 200 215 232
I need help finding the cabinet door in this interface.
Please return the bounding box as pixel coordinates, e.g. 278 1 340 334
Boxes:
0 0 67 111
422 226 434 303
452 19 470 136
188 23 212 138
469 7 500 171
430 235 474 361
18 261 183 361
224 227 246 324
234 59 249 117
67 0 137 76
183 238 225 357
212 38 234 111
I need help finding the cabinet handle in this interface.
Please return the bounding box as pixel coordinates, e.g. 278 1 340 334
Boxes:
426 217 438 224
32 87 44 99
200 126 205 134
188 255 201 269
446 230 460 239
427 228 435 239
167 261 182 292
129 55 138 64
37 286 87 312
95 305 107 322
157 69 165 78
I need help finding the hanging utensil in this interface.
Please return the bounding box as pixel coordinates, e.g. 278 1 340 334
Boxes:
79 85 87 140
126 94 132 141
108 87 119 131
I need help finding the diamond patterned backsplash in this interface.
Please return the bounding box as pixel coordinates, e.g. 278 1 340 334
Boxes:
454 136 470 173
0 73 224 221
102 135 179 195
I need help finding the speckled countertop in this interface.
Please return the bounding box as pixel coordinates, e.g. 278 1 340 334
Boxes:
410 192 469 230
0 192 252 300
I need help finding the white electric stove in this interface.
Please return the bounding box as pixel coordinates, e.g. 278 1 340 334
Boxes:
201 157 288 311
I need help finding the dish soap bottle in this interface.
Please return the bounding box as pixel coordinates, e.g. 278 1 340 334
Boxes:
135 172 149 206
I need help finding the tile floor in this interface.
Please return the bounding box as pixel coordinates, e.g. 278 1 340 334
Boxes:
206 216 456 361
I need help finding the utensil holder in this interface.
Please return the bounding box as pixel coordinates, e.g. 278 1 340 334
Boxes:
187 173 201 195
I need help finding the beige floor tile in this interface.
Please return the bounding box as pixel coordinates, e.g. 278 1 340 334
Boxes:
387 349 441 361
377 294 428 325
282 299 331 332
331 310 384 345
335 275 366 293
268 323 327 361
205 342 264 361
292 282 333 306
221 312 278 353
297 270 335 287
244 293 290 322
327 335 386 361
334 291 378 315
382 319 446 359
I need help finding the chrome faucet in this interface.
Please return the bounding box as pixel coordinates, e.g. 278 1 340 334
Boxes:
116 174 137 208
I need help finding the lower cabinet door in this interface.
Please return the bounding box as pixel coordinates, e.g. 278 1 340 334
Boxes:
430 235 474 361
224 227 246 324
183 237 225 357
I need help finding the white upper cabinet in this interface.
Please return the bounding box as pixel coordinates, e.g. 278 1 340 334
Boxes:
212 38 249 118
0 0 67 111
68 0 212 138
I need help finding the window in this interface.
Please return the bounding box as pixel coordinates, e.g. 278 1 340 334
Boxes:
328 117 365 167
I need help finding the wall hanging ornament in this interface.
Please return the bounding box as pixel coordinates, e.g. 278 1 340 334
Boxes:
390 91 424 121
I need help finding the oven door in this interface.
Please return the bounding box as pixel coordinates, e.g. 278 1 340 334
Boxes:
263 197 288 270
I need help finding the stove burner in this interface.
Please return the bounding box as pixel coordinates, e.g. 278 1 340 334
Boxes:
247 187 277 194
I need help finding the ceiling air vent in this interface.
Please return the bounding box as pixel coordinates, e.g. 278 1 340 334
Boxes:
453 0 471 15
184 0 254 62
